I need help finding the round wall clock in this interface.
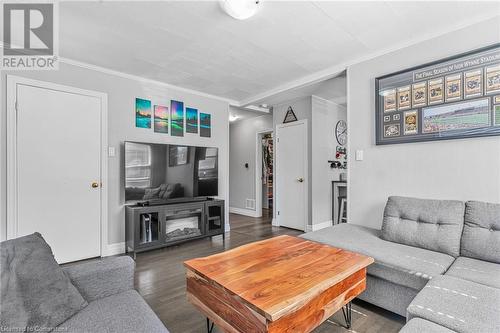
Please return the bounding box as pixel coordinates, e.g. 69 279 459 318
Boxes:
335 120 347 146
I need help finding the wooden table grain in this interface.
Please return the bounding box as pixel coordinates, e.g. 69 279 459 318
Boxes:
184 235 374 333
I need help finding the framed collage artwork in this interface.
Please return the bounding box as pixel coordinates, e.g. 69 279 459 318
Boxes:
375 43 500 145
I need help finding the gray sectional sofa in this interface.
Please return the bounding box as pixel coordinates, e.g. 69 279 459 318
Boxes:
301 196 500 333
0 233 168 333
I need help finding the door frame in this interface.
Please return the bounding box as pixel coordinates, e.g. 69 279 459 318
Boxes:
6 75 109 257
255 129 273 218
275 119 308 231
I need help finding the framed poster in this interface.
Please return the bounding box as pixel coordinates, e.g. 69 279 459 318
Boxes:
375 43 500 145
186 107 198 133
170 100 184 137
200 113 211 138
154 105 168 133
135 98 151 129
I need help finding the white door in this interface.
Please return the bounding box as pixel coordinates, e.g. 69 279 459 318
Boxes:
8 78 105 263
276 120 308 231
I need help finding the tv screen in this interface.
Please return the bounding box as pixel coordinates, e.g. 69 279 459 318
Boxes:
125 141 218 202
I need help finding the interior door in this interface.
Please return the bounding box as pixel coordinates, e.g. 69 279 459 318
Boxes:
14 82 102 263
276 120 307 231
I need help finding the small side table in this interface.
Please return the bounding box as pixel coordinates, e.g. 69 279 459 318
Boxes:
332 181 347 224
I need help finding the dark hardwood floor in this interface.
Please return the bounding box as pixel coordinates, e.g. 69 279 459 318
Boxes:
134 210 405 333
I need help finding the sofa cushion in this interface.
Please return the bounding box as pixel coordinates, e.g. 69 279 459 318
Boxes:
400 318 456 333
407 275 500 333
300 224 455 290
58 290 169 333
461 201 500 263
381 196 465 257
445 256 500 289
0 233 88 332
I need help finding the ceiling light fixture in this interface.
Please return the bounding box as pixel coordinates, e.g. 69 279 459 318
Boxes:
229 114 239 122
220 0 261 20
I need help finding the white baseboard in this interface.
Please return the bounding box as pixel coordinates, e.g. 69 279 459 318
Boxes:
305 220 333 232
229 206 261 218
103 242 125 257
271 218 279 227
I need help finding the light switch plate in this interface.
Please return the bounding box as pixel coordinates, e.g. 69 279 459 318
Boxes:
355 150 364 161
108 146 116 157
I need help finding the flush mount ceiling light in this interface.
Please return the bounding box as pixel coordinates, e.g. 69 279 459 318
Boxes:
229 114 239 122
220 0 261 20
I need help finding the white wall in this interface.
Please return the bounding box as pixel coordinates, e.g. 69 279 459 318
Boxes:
0 62 230 248
311 96 347 226
348 17 500 230
229 113 273 212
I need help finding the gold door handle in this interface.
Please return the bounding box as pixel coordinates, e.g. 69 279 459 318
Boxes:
91 182 99 188
297 177 304 183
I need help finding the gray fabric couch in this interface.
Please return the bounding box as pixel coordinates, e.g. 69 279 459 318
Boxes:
1 234 169 333
60 256 169 333
301 196 500 333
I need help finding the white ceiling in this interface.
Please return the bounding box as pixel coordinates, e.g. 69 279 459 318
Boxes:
58 1 499 104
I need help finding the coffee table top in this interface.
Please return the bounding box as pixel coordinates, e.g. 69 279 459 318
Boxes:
184 235 373 321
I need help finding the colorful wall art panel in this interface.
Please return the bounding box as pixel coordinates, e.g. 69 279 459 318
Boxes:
200 113 211 138
170 100 184 137
186 107 198 133
154 105 168 133
375 44 500 144
135 98 151 128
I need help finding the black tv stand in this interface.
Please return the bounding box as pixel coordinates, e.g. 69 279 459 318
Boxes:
125 198 225 258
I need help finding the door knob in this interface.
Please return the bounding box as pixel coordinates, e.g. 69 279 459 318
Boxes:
297 177 304 183
91 182 99 188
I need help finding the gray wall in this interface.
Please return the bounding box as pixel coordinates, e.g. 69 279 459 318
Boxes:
0 62 230 246
311 96 347 226
273 97 313 225
229 114 273 210
347 17 500 229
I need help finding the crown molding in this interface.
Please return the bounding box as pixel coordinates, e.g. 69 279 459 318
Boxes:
59 57 239 105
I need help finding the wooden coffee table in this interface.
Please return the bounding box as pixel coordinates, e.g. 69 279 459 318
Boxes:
184 235 374 333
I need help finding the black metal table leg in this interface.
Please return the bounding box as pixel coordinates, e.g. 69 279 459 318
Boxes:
341 302 352 329
206 318 214 333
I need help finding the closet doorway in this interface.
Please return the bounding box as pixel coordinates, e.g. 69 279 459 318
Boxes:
255 130 273 219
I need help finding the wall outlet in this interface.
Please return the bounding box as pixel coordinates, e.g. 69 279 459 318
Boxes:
245 199 255 210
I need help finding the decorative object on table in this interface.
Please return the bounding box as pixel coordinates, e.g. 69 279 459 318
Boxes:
283 106 298 123
329 146 347 169
169 145 189 166
186 107 198 133
335 120 347 146
375 43 500 145
153 105 168 133
135 98 151 128
200 112 211 137
170 100 184 137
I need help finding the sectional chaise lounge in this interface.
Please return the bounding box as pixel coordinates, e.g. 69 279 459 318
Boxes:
301 196 500 333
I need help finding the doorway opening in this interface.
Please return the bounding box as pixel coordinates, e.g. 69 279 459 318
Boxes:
256 130 273 219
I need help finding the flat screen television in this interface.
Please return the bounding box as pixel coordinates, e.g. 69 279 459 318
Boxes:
125 141 218 203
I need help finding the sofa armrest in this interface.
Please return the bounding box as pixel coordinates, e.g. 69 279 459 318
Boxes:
62 256 135 302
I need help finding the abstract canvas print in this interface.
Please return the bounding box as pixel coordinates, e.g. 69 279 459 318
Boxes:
170 100 184 137
200 113 211 138
186 107 198 133
154 105 168 133
135 98 151 128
